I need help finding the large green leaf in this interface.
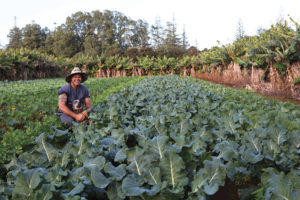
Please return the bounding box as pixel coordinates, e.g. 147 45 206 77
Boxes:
107 182 126 200
104 162 126 181
213 140 237 161
149 136 169 159
35 133 58 163
114 148 127 162
12 168 46 198
68 182 85 196
261 168 300 200
121 174 159 197
159 150 188 190
121 175 145 196
83 156 106 170
48 165 68 187
191 158 226 195
127 148 155 177
91 167 111 189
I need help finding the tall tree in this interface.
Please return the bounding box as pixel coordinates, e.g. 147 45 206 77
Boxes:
161 15 183 57
7 26 23 49
150 17 164 49
22 23 47 50
163 15 181 48
235 18 245 40
44 31 54 54
65 11 92 52
52 26 80 57
182 25 189 51
130 19 150 47
114 11 130 49
83 33 101 56
99 10 118 55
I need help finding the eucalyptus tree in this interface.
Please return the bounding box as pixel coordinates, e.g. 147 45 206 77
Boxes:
52 26 80 58
97 10 118 56
7 26 23 49
65 11 93 52
22 23 47 50
132 19 150 47
114 11 130 49
83 33 101 56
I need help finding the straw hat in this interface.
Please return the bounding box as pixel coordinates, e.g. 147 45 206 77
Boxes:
66 67 88 83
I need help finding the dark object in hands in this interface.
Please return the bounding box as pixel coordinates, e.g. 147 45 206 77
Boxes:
72 99 83 113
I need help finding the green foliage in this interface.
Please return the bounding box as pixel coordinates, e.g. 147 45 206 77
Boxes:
292 76 300 84
1 75 299 199
136 56 155 73
2 17 300 80
0 77 143 164
0 76 300 199
273 62 287 74
0 48 64 81
22 23 47 50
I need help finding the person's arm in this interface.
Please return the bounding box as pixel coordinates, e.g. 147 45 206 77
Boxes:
81 97 92 118
58 94 85 122
85 97 92 111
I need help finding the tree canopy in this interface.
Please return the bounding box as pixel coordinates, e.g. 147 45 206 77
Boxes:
6 10 191 58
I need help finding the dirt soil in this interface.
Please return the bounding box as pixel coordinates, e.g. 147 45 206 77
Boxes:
194 73 300 105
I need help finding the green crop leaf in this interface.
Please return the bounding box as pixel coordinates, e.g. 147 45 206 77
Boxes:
104 162 126 181
68 182 85 196
191 158 226 195
268 124 288 145
159 150 188 190
83 156 106 170
122 174 159 197
149 136 169 159
107 182 126 200
261 168 300 200
145 167 161 186
240 145 264 164
114 148 127 162
127 148 154 176
59 150 71 168
122 174 145 196
213 140 237 161
49 165 68 187
63 195 82 200
35 184 55 200
12 168 45 198
91 167 111 189
5 155 26 171
35 133 57 163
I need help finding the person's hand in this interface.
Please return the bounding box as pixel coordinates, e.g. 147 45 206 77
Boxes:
74 113 85 122
81 110 88 118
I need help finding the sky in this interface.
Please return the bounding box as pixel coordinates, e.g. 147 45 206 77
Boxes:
1 0 300 50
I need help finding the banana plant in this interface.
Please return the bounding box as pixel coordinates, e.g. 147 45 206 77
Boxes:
157 56 169 74
136 56 155 75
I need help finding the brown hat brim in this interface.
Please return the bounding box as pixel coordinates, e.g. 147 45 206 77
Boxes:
66 73 88 83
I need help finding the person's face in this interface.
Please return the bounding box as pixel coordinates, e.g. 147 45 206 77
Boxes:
71 74 82 87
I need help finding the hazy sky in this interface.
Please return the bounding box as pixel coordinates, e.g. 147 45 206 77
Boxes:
1 0 299 50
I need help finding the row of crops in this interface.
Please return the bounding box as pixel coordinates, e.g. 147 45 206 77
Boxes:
0 76 144 164
0 75 299 199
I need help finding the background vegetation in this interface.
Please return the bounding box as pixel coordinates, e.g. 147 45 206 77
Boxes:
1 10 300 81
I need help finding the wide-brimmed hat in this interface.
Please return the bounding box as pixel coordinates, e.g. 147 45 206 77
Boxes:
66 67 88 83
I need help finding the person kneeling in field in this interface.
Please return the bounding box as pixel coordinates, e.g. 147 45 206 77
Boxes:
57 67 92 127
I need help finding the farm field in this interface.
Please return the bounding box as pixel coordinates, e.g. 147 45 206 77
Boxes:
0 77 143 164
0 75 300 199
